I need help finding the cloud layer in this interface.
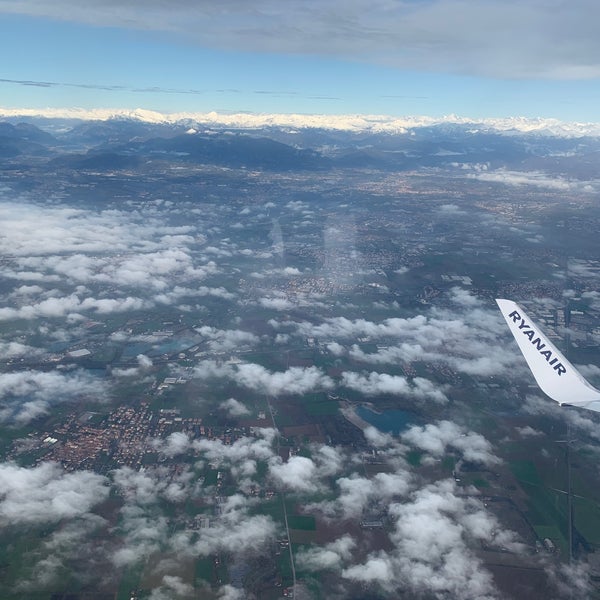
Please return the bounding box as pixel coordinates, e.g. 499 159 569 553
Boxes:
1 0 599 80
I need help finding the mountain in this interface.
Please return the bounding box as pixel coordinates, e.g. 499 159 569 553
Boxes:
2 111 600 176
0 121 57 158
3 106 600 137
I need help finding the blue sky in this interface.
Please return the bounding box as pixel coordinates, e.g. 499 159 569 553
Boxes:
1 1 600 121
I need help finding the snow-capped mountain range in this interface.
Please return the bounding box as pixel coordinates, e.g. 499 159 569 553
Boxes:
2 106 600 138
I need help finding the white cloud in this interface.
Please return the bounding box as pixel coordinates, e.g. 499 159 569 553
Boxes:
219 397 251 417
401 421 500 466
342 478 520 599
235 363 334 395
0 462 109 524
194 360 334 396
0 292 150 321
0 198 227 320
112 353 154 377
216 585 245 600
297 302 524 379
259 297 295 311
0 340 41 359
0 369 109 424
296 535 356 571
148 575 195 600
269 455 319 492
341 371 448 403
169 496 277 558
196 326 259 353
469 169 597 192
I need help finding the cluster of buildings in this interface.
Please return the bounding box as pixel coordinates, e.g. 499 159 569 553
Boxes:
10 402 247 473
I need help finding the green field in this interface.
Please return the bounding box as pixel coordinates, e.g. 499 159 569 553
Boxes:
510 460 569 554
287 515 316 531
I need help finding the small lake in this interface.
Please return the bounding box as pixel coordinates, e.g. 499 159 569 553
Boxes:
355 405 418 435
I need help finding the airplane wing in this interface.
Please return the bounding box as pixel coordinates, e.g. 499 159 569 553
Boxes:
496 298 600 411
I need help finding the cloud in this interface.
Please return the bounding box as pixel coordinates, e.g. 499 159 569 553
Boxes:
112 506 170 567
297 302 524 378
296 535 356 571
13 513 108 592
297 434 519 600
157 432 192 458
0 462 109 524
300 423 522 600
235 363 334 395
192 429 277 488
216 585 246 600
468 169 598 191
341 371 448 403
0 292 150 321
2 0 600 80
194 361 334 396
112 353 154 377
546 560 593 599
0 340 41 359
110 466 197 567
268 444 345 494
195 326 259 353
148 575 195 600
269 455 319 492
0 369 110 424
309 469 413 521
258 296 295 311
515 425 543 438
401 420 501 466
342 478 521 599
169 495 278 558
219 397 251 417
449 286 481 307
0 199 228 319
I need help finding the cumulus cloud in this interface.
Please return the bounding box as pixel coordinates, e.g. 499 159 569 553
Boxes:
515 425 543 438
0 369 110 424
341 371 448 403
169 495 277 559
112 353 154 377
0 462 109 524
296 535 356 571
269 455 319 492
401 420 500 466
235 363 334 395
0 340 41 359
148 575 194 600
342 478 520 599
193 360 334 396
196 326 259 353
154 432 192 458
216 585 245 600
300 421 522 600
309 469 413 521
259 296 295 311
0 199 227 322
192 428 277 488
219 397 251 417
297 302 524 378
0 292 150 321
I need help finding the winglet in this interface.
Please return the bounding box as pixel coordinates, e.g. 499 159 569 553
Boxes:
496 299 600 411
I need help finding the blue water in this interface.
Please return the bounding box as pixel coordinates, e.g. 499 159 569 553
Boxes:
356 406 417 435
121 334 202 358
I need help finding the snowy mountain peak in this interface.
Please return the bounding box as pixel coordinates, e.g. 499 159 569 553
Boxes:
1 106 599 138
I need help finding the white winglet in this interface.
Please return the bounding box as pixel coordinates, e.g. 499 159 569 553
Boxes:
496 299 600 411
